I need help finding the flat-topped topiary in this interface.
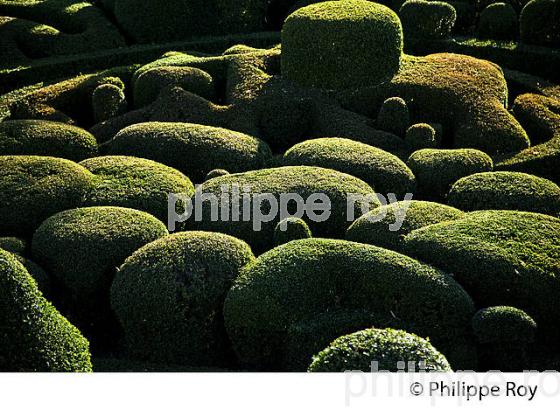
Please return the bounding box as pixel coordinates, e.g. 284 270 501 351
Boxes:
281 0 403 89
111 231 255 366
0 249 92 371
308 328 452 372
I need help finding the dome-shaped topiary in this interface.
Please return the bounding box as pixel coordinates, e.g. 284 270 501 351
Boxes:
110 231 255 366
0 120 98 161
405 123 438 151
0 249 92 371
92 83 127 123
205 169 230 181
478 2 518 40
399 0 457 40
376 97 410 137
273 217 312 246
308 328 452 372
520 0 560 48
283 137 416 197
281 0 403 90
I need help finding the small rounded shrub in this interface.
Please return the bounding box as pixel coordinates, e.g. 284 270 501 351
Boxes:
478 2 518 40
111 231 255 366
308 328 452 372
0 237 27 255
0 156 95 236
273 217 312 246
224 238 474 369
92 83 127 123
520 0 560 48
376 97 410 137
205 169 230 181
346 200 464 251
0 120 98 161
80 156 195 223
133 66 215 108
448 171 560 216
405 123 438 150
0 249 92 371
281 0 403 89
108 122 272 182
406 149 494 200
399 0 457 40
283 137 416 196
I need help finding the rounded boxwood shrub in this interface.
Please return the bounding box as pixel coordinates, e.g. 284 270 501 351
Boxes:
281 0 403 90
346 200 464 251
0 237 27 255
111 231 255 366
108 122 272 182
472 306 537 371
80 156 195 223
399 0 456 40
283 137 416 196
273 217 312 246
205 169 230 181
0 249 92 371
133 66 215 108
224 238 475 369
0 120 98 161
376 97 410 137
0 156 95 236
478 2 518 40
448 171 560 216
406 149 493 200
92 83 127 123
520 0 560 48
405 123 438 150
32 206 168 340
308 328 452 372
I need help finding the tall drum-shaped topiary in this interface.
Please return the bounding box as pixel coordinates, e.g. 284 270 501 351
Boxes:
520 0 560 48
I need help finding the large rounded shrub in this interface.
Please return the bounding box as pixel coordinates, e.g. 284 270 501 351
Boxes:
281 0 403 89
308 328 452 372
224 239 475 369
0 120 97 161
0 156 94 236
520 0 560 48
0 249 92 371
399 0 456 40
448 171 560 216
107 122 272 181
283 138 416 196
111 232 255 366
478 2 518 40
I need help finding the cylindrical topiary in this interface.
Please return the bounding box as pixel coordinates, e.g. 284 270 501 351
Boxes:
478 3 518 40
92 83 127 123
520 0 560 48
281 0 403 89
110 231 255 366
273 217 312 246
376 97 410 137
308 328 452 372
399 0 457 40
405 123 438 151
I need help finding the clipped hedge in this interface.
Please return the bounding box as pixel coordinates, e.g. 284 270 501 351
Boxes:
308 328 452 372
283 137 416 197
281 0 403 89
478 2 518 40
399 0 456 40
376 97 410 137
0 249 92 371
448 171 560 216
520 0 560 48
224 238 475 369
111 231 255 366
0 119 97 161
273 217 312 247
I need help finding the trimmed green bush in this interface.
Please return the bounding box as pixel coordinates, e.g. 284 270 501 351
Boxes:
281 0 403 89
111 231 255 366
0 120 98 161
478 3 518 40
92 83 126 123
448 171 560 216
13 255 52 298
107 122 272 182
520 0 560 48
405 123 438 150
0 249 92 371
0 237 27 255
0 156 94 236
80 156 195 223
205 169 230 181
283 137 416 196
224 238 475 369
399 0 456 40
377 97 410 137
346 200 464 251
407 148 493 200
273 217 312 246
308 328 452 372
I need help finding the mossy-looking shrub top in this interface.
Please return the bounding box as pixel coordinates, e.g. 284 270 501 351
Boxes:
108 122 272 182
346 200 464 251
308 328 452 372
399 0 457 40
448 171 560 217
223 238 474 369
520 0 560 47
0 155 94 236
281 0 403 89
0 119 98 161
283 137 416 197
111 231 255 366
0 249 92 371
477 2 518 40
80 156 195 223
273 217 312 246
472 306 537 344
